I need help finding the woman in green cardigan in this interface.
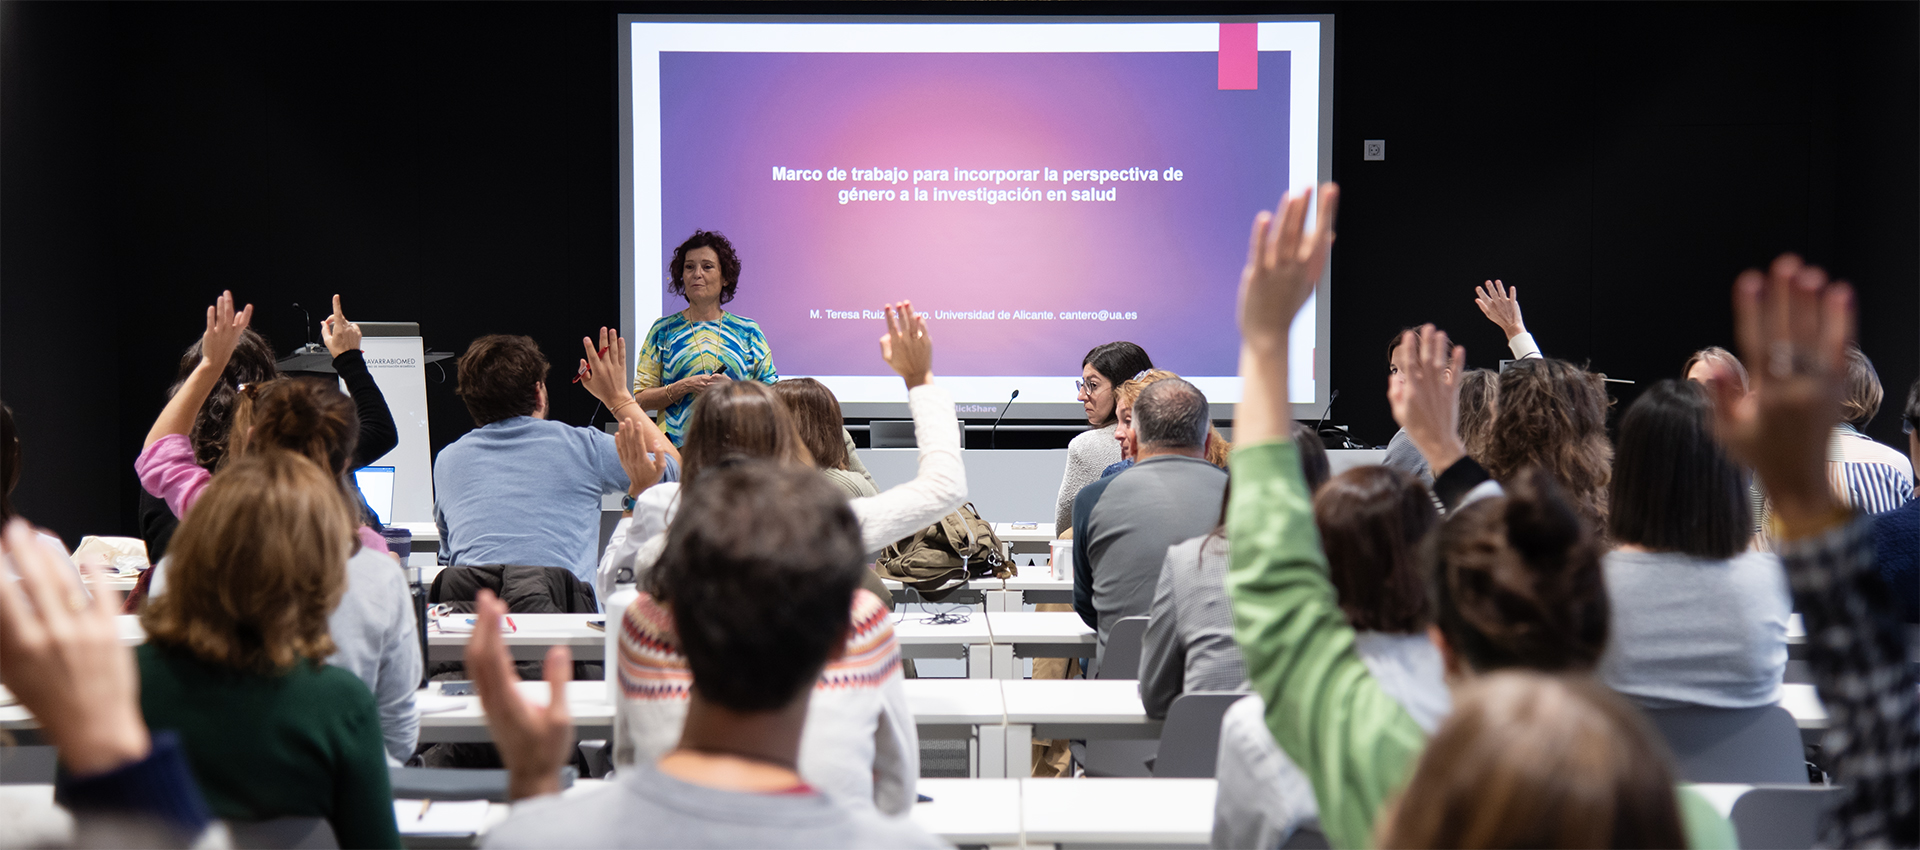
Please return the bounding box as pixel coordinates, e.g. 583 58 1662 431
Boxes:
137 449 400 849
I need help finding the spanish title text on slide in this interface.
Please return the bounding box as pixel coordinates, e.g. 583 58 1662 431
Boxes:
771 165 1185 205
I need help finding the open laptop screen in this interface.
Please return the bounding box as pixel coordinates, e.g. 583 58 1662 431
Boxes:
352 466 396 526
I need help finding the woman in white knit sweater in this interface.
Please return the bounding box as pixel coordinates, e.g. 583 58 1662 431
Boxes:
1052 341 1154 534
600 303 962 814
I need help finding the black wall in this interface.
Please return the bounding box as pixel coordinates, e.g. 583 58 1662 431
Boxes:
5 2 1915 544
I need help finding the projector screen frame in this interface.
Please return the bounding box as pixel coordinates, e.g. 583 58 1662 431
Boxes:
618 13 1335 423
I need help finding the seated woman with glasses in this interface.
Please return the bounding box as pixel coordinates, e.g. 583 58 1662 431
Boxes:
1052 342 1154 535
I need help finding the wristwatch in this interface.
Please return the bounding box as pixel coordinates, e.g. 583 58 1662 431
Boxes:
622 494 639 512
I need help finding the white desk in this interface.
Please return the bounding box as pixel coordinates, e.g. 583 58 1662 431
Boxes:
988 611 1096 660
1001 679 1161 741
426 613 607 662
1022 778 1216 847
416 680 614 744
992 522 1057 544
1780 683 1827 730
86 574 139 593
910 777 1217 847
892 611 1095 679
911 778 1025 845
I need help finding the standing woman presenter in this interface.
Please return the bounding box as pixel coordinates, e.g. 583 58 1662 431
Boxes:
632 230 778 446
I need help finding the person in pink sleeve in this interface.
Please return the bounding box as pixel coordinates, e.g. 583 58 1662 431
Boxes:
135 292 387 554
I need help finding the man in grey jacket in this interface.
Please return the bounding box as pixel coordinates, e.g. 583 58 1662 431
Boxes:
1071 378 1228 675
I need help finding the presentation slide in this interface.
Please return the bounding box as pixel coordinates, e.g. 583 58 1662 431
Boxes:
621 19 1331 416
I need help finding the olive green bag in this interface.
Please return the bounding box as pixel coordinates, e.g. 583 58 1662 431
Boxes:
875 503 1014 602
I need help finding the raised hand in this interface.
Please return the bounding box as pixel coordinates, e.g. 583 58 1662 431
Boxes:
0 519 150 777
1387 325 1469 474
878 301 933 388
1237 184 1339 350
578 327 633 410
616 420 671 497
1473 280 1527 340
464 590 575 801
320 294 363 357
1704 254 1855 539
200 290 255 372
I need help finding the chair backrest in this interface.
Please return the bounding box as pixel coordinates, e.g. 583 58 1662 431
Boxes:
1645 704 1806 783
1152 692 1251 778
1096 616 1151 680
1728 784 1844 850
225 817 338 850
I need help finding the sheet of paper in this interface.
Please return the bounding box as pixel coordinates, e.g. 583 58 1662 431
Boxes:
393 799 490 836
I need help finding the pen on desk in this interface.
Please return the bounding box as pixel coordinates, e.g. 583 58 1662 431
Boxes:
417 799 433 821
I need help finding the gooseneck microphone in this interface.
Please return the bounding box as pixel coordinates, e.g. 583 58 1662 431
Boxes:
1312 389 1340 445
989 389 1020 449
291 303 323 353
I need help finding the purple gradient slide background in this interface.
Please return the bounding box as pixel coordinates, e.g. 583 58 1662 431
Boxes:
658 51 1290 378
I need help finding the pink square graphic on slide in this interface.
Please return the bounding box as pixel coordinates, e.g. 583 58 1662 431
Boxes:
1218 23 1258 90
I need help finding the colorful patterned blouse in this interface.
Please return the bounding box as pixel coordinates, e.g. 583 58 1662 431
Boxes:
631 311 778 446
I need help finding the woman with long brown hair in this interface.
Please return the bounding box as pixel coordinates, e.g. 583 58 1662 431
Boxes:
771 377 879 498
138 450 399 848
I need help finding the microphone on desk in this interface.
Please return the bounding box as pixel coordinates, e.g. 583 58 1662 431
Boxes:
1312 389 1339 441
990 389 1019 449
291 302 324 354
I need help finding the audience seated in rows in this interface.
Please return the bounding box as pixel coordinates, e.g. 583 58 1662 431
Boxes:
1381 280 1540 486
1071 377 1226 674
140 450 400 848
137 295 397 564
1100 369 1231 478
1053 341 1153 534
1224 185 1736 849
1208 459 1450 849
1870 378 1920 623
435 328 678 586
477 462 946 848
774 377 880 499
137 294 422 761
1599 379 1790 709
605 304 947 815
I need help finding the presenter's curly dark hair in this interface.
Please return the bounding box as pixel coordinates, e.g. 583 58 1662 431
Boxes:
668 230 742 305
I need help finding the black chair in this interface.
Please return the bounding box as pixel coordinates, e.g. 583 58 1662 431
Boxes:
225 817 337 850
1080 616 1155 777
1729 784 1845 849
1151 692 1252 778
1645 704 1807 784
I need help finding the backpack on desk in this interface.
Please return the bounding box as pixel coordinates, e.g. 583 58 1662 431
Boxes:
876 503 1013 602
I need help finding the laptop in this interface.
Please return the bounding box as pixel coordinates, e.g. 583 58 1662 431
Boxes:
353 466 396 526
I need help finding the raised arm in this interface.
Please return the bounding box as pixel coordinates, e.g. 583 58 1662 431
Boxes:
324 295 398 467
1473 280 1541 359
849 302 967 550
1386 325 1469 478
582 327 681 466
143 291 253 450
1702 255 1914 847
1226 184 1426 850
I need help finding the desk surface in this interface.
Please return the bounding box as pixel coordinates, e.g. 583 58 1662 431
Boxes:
911 778 1024 844
1022 778 1216 846
988 611 1096 643
426 614 606 649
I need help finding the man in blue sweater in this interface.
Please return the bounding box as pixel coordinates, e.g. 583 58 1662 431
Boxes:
434 329 677 585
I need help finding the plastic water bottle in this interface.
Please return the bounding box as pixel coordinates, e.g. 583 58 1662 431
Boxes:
602 584 639 704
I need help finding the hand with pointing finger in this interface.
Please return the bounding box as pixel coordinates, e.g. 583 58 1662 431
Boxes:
321 294 363 357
